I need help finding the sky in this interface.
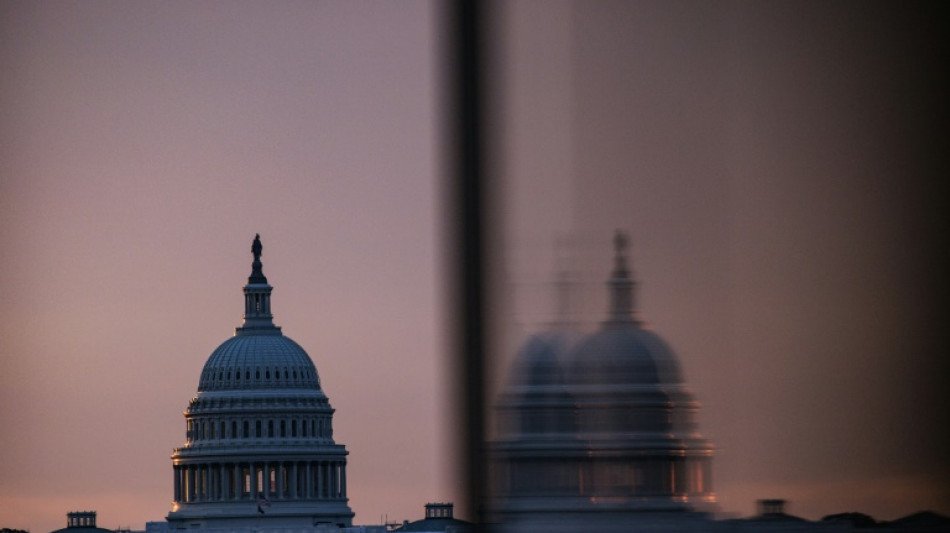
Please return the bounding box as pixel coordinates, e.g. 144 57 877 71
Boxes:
1 2 947 532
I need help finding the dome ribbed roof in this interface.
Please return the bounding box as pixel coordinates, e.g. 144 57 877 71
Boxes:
569 325 683 386
509 331 580 388
198 334 321 392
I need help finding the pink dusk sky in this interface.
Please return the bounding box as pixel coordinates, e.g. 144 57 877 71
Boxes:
1 2 947 533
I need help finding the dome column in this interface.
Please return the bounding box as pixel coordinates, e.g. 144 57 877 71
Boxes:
332 463 338 498
206 464 213 501
312 461 324 500
194 466 200 502
333 462 340 499
303 461 313 500
322 461 329 498
232 463 239 500
334 463 341 498
181 466 187 503
311 461 323 500
209 464 216 501
262 462 270 500
321 462 328 498
341 464 347 498
290 463 298 499
183 466 189 502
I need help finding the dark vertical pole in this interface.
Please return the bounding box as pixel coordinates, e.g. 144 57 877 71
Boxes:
450 0 487 528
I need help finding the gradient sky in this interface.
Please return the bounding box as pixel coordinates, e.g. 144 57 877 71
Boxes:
1 2 947 533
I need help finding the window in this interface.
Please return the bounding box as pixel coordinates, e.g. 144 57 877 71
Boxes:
292 420 297 437
256 420 262 438
268 420 274 437
243 421 249 438
281 420 286 437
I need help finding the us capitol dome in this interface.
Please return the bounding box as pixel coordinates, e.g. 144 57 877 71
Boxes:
491 232 715 532
167 235 354 529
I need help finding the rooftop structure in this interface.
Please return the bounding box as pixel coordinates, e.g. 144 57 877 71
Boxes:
393 503 472 532
49 511 113 533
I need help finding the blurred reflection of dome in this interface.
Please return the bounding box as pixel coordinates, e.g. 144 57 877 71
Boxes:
497 329 582 438
569 326 683 386
491 232 716 532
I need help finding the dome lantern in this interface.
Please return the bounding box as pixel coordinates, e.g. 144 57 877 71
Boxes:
607 230 638 324
238 234 281 336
